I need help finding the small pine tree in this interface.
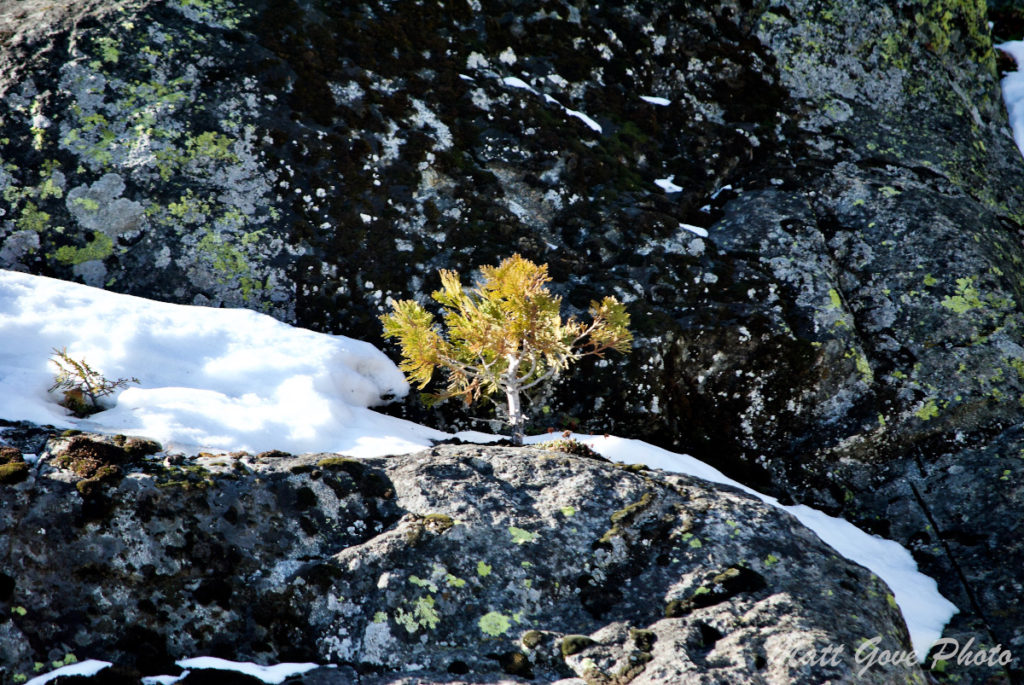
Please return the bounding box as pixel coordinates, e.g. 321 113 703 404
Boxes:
380 254 632 445
49 347 139 417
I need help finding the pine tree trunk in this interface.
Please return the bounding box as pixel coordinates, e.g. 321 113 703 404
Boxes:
506 384 524 446
503 354 525 446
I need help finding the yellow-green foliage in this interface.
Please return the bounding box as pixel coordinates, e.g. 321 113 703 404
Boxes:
381 254 631 444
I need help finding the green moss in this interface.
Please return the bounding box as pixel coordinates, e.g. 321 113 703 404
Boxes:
560 634 596 657
522 630 544 649
55 232 114 265
423 513 454 533
599 491 656 544
498 651 533 678
0 462 30 485
612 462 648 473
317 456 361 470
630 628 657 651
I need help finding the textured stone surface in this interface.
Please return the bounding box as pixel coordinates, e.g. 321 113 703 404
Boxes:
2 0 1024 681
0 438 922 684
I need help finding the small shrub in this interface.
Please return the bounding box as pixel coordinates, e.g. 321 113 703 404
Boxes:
381 254 631 445
49 347 139 417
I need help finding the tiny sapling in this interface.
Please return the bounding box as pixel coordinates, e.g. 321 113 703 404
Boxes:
381 254 632 445
49 347 139 417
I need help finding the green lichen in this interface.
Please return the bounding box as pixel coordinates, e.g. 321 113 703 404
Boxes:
477 561 492 576
763 554 780 567
94 37 120 64
560 505 576 517
915 399 939 421
372 611 387 623
509 526 538 544
445 573 466 588
409 575 438 592
828 288 842 309
478 611 511 636
16 202 50 232
195 231 263 301
941 277 983 314
54 232 114 265
72 197 100 212
394 595 440 633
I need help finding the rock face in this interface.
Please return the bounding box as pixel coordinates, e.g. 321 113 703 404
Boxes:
0 436 922 684
2 0 1024 681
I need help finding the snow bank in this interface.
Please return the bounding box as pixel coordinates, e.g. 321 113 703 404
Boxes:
0 270 443 455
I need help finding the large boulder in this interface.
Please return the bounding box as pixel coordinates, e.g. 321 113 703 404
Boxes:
1 0 1023 679
0 437 923 684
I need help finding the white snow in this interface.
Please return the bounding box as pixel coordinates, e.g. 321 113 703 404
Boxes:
501 76 537 94
999 41 1024 158
678 222 709 238
640 95 671 106
655 175 683 193
26 661 111 685
0 270 443 456
563 106 603 133
501 79 601 133
176 658 318 684
0 270 957 664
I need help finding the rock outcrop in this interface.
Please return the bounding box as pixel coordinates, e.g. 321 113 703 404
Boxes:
2 0 1023 681
0 435 922 684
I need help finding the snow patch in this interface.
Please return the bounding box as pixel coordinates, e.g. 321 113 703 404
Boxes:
175 658 318 685
655 176 683 193
640 95 671 106
0 270 443 455
27 661 111 685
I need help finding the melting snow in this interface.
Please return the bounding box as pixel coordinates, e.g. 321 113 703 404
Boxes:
640 95 671 105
